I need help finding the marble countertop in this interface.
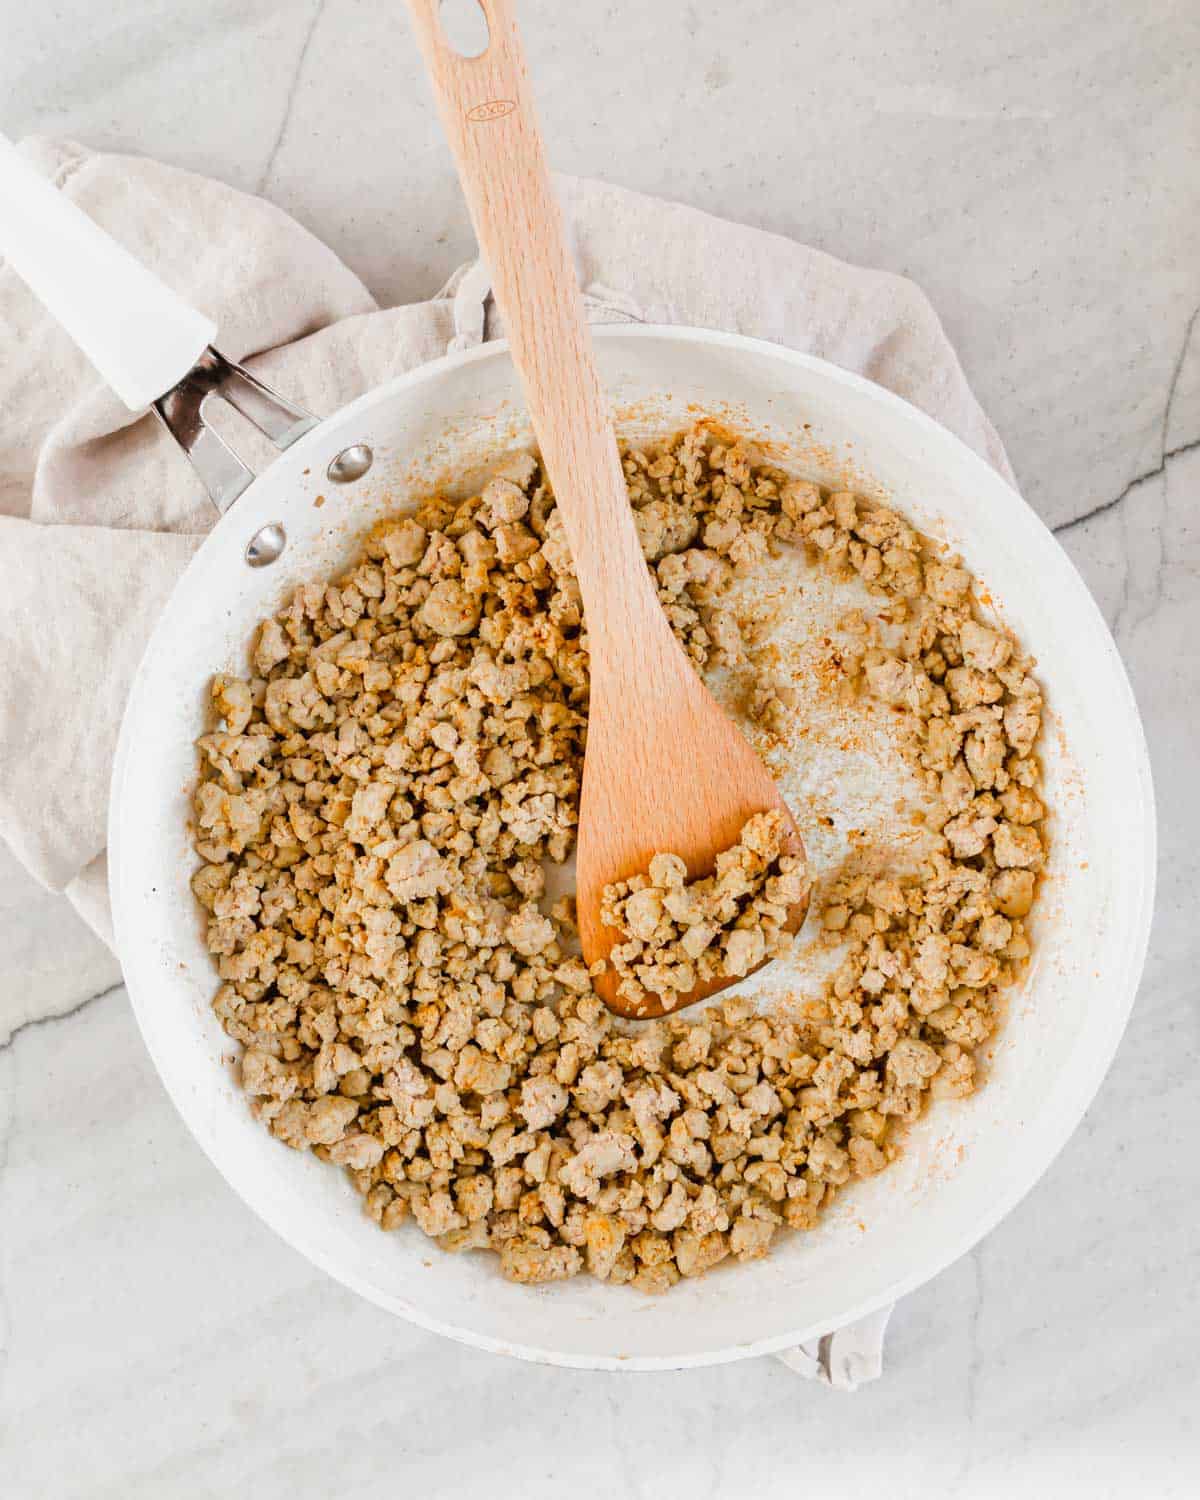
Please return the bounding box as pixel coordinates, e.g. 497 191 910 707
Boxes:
2 2 1197 1496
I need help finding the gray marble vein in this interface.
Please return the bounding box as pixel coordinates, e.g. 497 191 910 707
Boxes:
1 1 1198 1496
1056 305 1200 534
256 0 330 196
0 841 120 1048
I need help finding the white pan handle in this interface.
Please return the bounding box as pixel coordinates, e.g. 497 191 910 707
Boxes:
0 132 215 410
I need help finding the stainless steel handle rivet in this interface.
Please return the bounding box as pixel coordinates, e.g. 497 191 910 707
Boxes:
245 523 286 568
327 444 374 483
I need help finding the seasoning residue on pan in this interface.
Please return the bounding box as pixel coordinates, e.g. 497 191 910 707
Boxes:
187 421 1047 1292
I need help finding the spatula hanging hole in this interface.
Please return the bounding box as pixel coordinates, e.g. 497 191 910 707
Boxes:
438 0 490 57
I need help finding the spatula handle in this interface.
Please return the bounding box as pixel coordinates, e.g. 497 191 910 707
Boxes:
406 0 657 631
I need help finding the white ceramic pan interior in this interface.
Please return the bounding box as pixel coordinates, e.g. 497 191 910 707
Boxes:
107 326 1155 1369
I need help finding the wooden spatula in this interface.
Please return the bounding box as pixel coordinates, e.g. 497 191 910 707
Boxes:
406 0 809 1017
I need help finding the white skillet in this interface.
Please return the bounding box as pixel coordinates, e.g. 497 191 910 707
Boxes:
0 127 1154 1369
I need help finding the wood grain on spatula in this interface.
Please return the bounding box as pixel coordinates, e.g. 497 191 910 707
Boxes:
406 0 809 1017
